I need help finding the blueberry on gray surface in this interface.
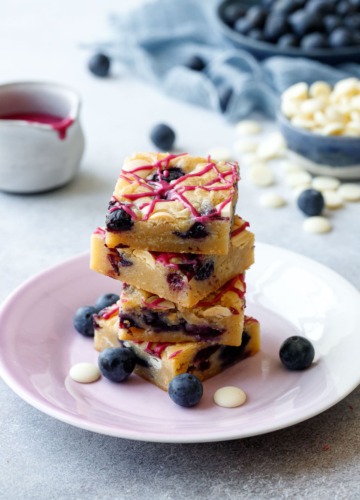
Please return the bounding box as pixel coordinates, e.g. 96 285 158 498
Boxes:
150 123 176 151
95 293 120 311
73 306 97 337
168 373 203 407
106 208 133 231
184 55 206 71
297 189 324 216
88 53 111 78
98 347 136 382
300 32 328 49
279 336 315 370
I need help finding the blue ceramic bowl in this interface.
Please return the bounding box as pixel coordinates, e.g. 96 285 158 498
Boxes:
216 0 360 65
277 113 360 179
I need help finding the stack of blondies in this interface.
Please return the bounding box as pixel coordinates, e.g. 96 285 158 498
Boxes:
90 152 260 391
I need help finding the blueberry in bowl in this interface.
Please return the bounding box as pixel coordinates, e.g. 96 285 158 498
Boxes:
216 0 360 64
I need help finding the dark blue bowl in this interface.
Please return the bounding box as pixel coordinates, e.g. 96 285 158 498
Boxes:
278 112 360 169
216 0 360 65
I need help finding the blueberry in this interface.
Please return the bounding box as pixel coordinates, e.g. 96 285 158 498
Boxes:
73 305 97 337
194 260 214 281
174 221 208 239
279 336 315 370
349 0 360 8
184 55 206 71
95 293 120 311
119 313 139 329
151 167 185 182
264 14 289 42
278 33 299 47
336 0 357 16
248 28 266 41
344 14 360 30
305 0 335 16
301 32 328 49
150 123 176 151
352 30 360 44
289 9 321 37
88 53 111 78
118 253 133 267
297 189 324 216
106 208 133 231
329 27 354 47
234 17 253 35
218 85 233 112
222 3 246 27
323 14 342 33
245 6 267 29
168 373 203 407
98 347 136 382
273 0 299 15
167 272 185 291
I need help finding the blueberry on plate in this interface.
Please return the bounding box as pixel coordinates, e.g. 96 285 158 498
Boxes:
98 347 136 382
279 336 315 370
168 373 203 407
106 207 133 231
329 27 354 47
297 188 324 216
184 55 206 71
150 123 176 151
88 53 111 78
300 32 328 49
73 305 97 337
95 293 120 311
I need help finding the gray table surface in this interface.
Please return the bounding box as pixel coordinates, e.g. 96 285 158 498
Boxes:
1 1 359 499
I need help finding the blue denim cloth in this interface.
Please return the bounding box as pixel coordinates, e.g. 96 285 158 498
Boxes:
97 0 360 121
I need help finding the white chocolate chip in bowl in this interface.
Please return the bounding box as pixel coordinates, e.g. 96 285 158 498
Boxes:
249 164 275 187
213 386 247 408
282 82 308 101
337 183 360 202
309 81 331 99
260 192 286 208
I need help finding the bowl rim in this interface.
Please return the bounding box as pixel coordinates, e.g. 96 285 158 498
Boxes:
216 0 360 58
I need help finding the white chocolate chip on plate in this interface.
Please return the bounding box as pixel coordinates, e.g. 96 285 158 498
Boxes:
69 363 101 383
249 164 275 187
323 191 344 209
213 386 247 408
260 192 286 208
337 183 360 202
208 147 232 162
235 120 261 136
285 171 312 188
312 176 340 192
303 216 332 234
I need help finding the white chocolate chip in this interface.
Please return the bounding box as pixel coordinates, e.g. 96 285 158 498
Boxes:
337 183 360 201
242 153 260 165
69 363 101 383
333 78 360 97
213 386 247 408
249 164 275 187
260 192 286 208
311 176 340 192
281 161 305 173
300 97 327 115
320 122 345 136
148 211 175 222
233 139 258 154
291 117 316 130
282 82 308 101
257 133 286 160
303 216 332 234
285 171 312 188
202 306 232 318
208 147 232 162
309 81 331 98
281 99 302 118
323 191 344 209
235 120 261 136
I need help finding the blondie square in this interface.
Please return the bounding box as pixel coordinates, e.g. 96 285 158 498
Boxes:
104 152 239 254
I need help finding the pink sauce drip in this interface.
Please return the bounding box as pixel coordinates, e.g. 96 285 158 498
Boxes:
198 275 246 308
0 112 74 140
231 221 250 238
154 252 199 269
110 153 239 223
144 342 172 358
168 350 183 359
94 227 106 237
143 297 168 308
101 305 119 320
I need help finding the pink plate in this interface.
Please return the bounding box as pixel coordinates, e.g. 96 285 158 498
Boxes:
0 243 359 443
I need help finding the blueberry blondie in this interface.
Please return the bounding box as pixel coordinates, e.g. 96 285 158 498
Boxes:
104 152 239 254
90 216 254 308
94 312 260 391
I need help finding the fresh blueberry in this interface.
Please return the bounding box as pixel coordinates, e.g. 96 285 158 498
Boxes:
264 14 289 42
95 293 120 311
344 14 360 30
329 27 354 47
336 0 357 16
248 28 266 41
167 272 185 291
117 253 133 267
222 3 246 27
305 0 335 16
234 17 253 35
168 373 203 407
150 123 176 151
349 0 360 8
279 336 315 370
151 167 185 182
301 32 328 49
98 347 136 382
277 33 299 47
174 222 209 239
297 189 324 216
88 53 111 78
218 85 233 112
184 55 206 71
245 6 267 29
194 260 214 281
289 9 321 37
352 30 360 44
106 208 133 231
273 0 299 15
323 14 342 33
73 305 97 337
